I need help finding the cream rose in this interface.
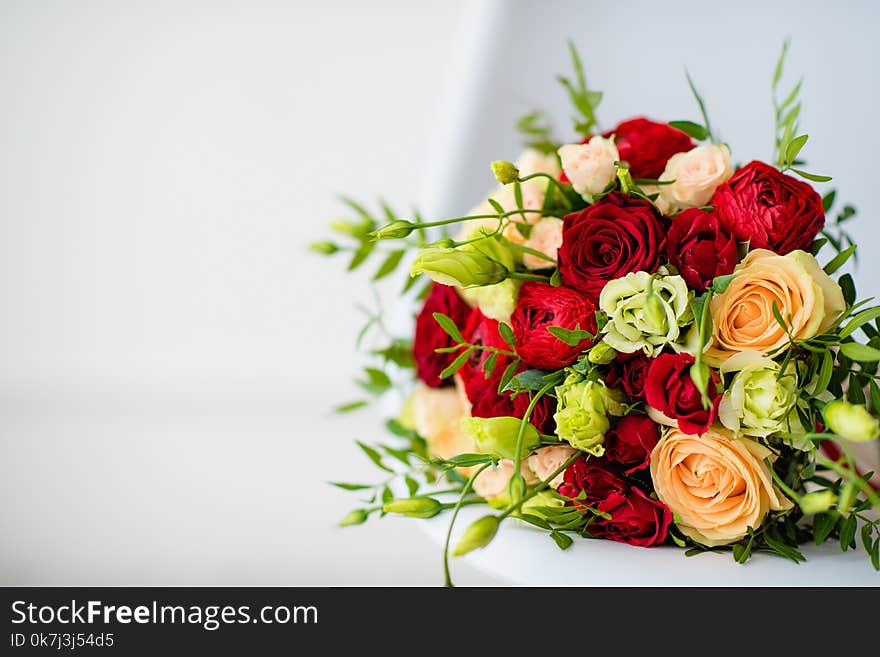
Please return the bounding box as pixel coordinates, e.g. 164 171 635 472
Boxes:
522 216 563 270
558 136 619 199
706 249 845 365
658 143 733 211
650 426 793 546
410 382 475 462
526 445 578 489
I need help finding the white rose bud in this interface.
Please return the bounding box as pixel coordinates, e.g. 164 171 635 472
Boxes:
558 136 619 199
658 143 733 212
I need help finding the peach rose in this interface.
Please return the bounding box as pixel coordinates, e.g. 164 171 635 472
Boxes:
658 143 733 211
525 445 578 488
410 382 475 462
706 249 845 365
473 459 538 501
522 216 563 270
558 136 619 199
650 426 792 546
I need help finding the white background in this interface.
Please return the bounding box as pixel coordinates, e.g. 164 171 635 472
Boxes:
1 0 878 586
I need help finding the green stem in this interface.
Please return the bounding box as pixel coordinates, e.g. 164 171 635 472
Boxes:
816 454 880 511
511 380 558 497
443 463 491 588
518 172 573 212
414 209 544 230
508 271 552 283
500 451 583 520
767 459 802 503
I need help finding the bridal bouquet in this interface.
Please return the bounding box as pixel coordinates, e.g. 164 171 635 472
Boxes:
314 42 880 584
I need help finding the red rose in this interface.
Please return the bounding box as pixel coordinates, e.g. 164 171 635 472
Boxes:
605 414 660 474
510 282 597 370
559 192 666 300
459 308 556 432
606 352 652 401
666 208 739 293
413 283 473 387
558 456 627 504
711 160 825 255
588 486 672 547
604 117 694 179
644 352 721 435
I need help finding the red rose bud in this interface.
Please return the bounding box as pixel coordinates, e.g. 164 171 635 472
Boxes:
603 117 695 179
587 486 672 547
558 456 628 505
413 284 473 388
559 192 666 301
666 208 739 293
606 352 652 401
459 308 556 433
644 352 721 435
605 414 661 474
711 160 825 255
510 282 597 370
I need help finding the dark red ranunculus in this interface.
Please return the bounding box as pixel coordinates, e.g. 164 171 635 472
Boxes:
413 283 473 387
606 352 652 401
711 160 825 255
559 192 666 301
644 352 721 435
459 308 556 433
510 282 597 370
605 414 661 474
666 208 739 293
557 456 627 504
603 117 695 179
587 486 672 547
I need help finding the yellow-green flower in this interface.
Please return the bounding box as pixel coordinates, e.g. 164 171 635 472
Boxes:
718 350 798 438
824 400 880 443
599 271 693 356
410 234 513 288
553 374 624 455
461 416 541 460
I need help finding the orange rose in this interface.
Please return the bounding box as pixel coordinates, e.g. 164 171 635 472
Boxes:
705 248 844 365
649 426 792 546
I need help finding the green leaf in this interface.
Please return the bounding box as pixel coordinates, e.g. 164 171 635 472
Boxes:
439 346 473 379
684 69 713 142
432 312 464 343
442 453 497 468
373 249 406 281
823 244 856 274
497 358 520 395
548 324 593 346
839 342 880 363
405 476 419 497
329 482 373 491
333 400 368 413
498 322 516 347
357 441 395 474
839 514 858 551
518 513 552 530
348 241 375 271
813 350 834 397
358 367 392 394
670 532 687 548
711 273 736 294
822 189 837 213
504 368 553 392
550 530 574 550
791 169 832 183
732 542 750 564
784 134 808 168
772 39 789 88
668 120 709 141
839 306 880 339
870 380 880 414
482 351 498 378
872 538 880 571
763 533 806 563
550 268 562 287
813 512 838 544
839 273 856 306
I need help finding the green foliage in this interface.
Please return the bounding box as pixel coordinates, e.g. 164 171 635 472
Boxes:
517 111 559 154
557 40 603 135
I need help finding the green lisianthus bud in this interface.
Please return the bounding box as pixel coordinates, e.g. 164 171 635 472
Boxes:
823 400 880 443
452 515 500 556
309 241 339 255
838 482 857 513
587 341 617 365
461 416 541 460
798 490 835 515
410 243 510 288
339 509 368 527
491 160 520 185
373 219 415 240
382 497 443 518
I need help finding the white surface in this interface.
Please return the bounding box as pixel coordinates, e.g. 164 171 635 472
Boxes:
1 0 879 587
422 504 878 586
